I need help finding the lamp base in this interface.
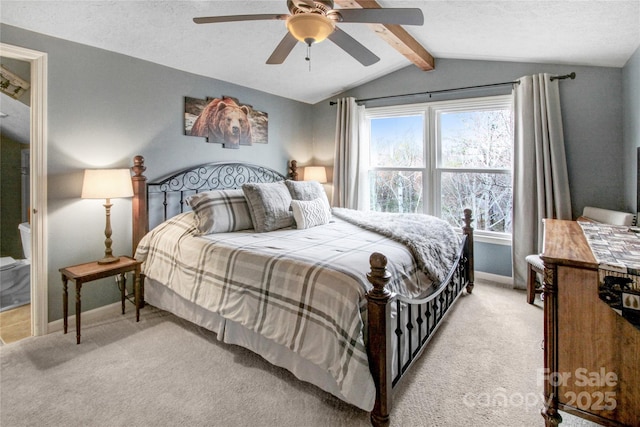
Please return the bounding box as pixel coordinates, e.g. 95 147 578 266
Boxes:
97 255 120 265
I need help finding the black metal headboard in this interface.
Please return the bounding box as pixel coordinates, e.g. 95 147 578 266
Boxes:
131 156 296 253
146 161 288 231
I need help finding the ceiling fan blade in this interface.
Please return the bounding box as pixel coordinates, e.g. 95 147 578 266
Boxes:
337 8 424 26
328 28 379 66
194 14 288 24
266 32 298 64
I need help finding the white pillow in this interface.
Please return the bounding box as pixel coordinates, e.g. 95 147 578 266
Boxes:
186 189 253 235
291 198 331 229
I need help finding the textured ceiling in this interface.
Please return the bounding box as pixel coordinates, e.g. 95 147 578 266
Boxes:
1 1 639 105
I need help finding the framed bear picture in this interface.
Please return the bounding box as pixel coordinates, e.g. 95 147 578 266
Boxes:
184 96 268 149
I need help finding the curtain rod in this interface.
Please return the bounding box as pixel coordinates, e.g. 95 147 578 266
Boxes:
329 72 576 105
550 71 576 81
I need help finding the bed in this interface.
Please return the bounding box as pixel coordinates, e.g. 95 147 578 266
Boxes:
130 155 474 426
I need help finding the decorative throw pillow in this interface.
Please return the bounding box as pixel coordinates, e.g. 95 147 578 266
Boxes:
285 179 328 204
242 181 294 232
186 189 253 235
291 198 332 229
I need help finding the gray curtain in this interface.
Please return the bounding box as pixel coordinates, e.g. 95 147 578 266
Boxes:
332 97 363 209
512 74 572 289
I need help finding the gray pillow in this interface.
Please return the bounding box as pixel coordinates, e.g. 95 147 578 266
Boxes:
242 181 294 232
285 180 329 204
186 189 253 235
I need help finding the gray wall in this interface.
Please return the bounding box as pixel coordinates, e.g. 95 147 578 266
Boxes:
1 24 314 321
311 58 626 278
622 46 640 213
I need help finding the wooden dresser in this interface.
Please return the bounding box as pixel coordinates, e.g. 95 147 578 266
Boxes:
540 219 640 427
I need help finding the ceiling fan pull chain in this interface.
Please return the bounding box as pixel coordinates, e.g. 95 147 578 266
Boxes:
306 43 311 71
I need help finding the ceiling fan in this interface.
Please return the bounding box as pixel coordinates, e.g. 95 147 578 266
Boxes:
193 0 424 66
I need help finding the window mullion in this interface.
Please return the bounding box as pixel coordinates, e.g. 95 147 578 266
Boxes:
427 106 437 217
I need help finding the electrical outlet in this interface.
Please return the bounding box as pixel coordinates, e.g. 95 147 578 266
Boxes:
622 292 640 311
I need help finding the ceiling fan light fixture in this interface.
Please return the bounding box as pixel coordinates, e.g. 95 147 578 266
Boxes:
286 13 335 45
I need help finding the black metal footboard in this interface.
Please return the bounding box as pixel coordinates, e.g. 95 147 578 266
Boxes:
391 235 469 387
366 209 473 427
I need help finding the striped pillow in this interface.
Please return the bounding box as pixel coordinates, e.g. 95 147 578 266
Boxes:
186 189 253 235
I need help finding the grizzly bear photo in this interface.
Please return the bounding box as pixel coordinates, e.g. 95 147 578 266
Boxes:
185 96 268 149
189 97 252 148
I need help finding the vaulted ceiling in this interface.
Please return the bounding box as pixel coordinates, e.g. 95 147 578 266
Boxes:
1 1 639 106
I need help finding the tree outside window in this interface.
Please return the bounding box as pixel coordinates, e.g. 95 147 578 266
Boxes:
438 108 513 233
363 95 513 239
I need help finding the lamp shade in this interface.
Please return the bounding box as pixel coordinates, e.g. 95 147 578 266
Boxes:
304 166 327 183
286 13 335 45
81 169 134 199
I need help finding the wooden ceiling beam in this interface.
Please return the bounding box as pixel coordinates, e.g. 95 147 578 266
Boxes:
334 0 434 71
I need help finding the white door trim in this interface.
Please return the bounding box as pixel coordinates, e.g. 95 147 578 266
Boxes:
1 43 48 336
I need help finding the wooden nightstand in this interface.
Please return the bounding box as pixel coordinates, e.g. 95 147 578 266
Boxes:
59 256 142 344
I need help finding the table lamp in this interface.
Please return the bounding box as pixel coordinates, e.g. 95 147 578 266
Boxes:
81 169 134 264
304 166 327 183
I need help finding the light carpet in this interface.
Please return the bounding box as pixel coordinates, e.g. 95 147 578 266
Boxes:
0 280 598 426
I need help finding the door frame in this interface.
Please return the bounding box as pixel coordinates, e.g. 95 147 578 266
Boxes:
1 43 48 336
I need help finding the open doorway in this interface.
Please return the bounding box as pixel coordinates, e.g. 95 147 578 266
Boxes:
0 57 31 343
0 43 48 339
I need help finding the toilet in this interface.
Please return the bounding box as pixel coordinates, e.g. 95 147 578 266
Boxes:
0 223 31 312
19 222 31 260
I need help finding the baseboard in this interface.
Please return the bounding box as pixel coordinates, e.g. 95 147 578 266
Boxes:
47 301 121 334
475 271 513 287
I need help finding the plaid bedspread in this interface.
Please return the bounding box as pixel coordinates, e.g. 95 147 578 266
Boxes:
135 212 457 409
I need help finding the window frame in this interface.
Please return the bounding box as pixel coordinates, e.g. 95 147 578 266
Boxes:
361 94 514 245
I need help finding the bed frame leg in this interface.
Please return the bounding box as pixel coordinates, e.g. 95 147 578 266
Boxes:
131 155 148 307
366 252 392 427
462 209 474 294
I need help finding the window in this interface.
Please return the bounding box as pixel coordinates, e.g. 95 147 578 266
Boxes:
367 114 424 213
362 95 513 243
